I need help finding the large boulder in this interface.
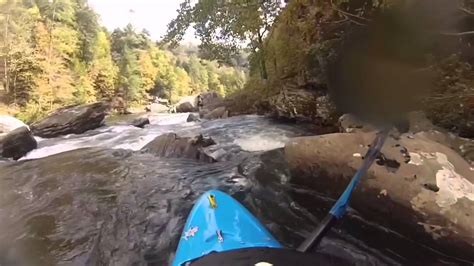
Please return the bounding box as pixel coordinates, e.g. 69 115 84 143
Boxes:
202 107 228 120
175 96 198 113
267 88 338 125
31 102 108 138
0 126 37 160
0 116 27 134
175 102 196 113
285 132 474 261
141 133 216 162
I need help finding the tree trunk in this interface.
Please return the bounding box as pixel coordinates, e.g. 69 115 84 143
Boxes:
257 31 268 80
3 13 9 93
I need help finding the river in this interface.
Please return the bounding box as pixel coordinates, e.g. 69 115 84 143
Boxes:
0 114 462 265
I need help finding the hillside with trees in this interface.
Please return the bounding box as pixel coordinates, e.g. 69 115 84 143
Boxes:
164 0 474 138
0 0 245 122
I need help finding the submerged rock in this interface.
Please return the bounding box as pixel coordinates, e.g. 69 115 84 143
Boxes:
131 117 150 128
285 132 474 261
141 133 216 162
0 126 37 160
31 102 108 138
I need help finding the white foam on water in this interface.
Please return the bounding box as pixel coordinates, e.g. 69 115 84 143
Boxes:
234 135 289 152
20 142 92 160
149 113 191 125
113 134 159 150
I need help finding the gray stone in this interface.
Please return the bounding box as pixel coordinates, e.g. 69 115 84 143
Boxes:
31 102 108 138
202 107 227 120
131 117 150 128
175 102 196 113
0 126 37 160
141 133 216 162
186 113 200 122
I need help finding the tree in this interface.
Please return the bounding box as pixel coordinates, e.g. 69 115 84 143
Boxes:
33 21 75 109
90 30 117 99
75 0 100 63
163 0 282 79
186 55 208 93
0 0 39 103
138 49 158 94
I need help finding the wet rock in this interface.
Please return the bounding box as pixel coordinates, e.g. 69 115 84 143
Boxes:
339 113 376 133
141 133 216 162
202 107 228 120
186 113 200 122
0 116 27 134
175 102 196 113
131 117 150 128
285 132 474 261
0 126 37 160
31 102 108 138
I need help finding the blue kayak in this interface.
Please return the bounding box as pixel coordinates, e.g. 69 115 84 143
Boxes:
173 190 283 266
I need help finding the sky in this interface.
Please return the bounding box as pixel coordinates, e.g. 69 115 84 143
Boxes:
88 0 197 43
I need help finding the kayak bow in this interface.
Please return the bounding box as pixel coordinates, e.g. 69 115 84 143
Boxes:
173 190 282 266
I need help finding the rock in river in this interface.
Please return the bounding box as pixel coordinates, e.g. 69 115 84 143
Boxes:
186 113 200 122
0 126 37 160
131 117 150 128
285 132 474 261
202 106 228 120
141 133 216 162
175 101 195 113
31 102 108 138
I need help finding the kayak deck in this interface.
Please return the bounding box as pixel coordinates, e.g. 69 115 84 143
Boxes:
173 190 282 266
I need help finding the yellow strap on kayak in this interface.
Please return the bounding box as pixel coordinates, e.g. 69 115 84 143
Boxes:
208 194 217 209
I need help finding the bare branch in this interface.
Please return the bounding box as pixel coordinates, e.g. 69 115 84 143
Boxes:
330 0 371 22
440 31 474 36
459 6 474 15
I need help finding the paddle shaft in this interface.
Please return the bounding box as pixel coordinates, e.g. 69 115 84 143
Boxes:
297 130 389 252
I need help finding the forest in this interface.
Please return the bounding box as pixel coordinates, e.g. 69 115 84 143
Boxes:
0 0 246 122
1 0 473 137
164 0 474 137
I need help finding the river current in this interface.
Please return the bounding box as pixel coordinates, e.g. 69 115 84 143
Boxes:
0 114 460 265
